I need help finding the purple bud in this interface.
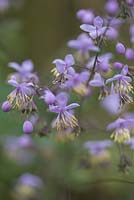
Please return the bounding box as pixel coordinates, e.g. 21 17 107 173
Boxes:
2 101 12 112
125 48 134 60
23 121 33 134
105 0 119 15
116 42 126 54
113 62 123 70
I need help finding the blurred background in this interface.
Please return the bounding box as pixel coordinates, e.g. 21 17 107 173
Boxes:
0 0 134 200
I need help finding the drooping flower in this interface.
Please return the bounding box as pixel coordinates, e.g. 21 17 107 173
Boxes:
80 16 107 39
106 65 133 104
7 78 35 110
41 89 56 105
107 118 134 143
101 83 121 115
87 53 113 73
68 33 99 56
13 173 44 200
2 135 36 165
52 54 75 76
49 92 79 131
9 60 39 84
65 71 90 96
89 73 104 87
84 140 112 155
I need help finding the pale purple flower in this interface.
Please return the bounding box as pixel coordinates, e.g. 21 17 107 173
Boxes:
76 9 94 24
3 135 36 165
49 93 79 130
106 65 133 104
89 73 104 87
7 78 35 110
87 53 113 73
9 60 39 84
41 89 56 105
101 83 121 115
107 118 134 143
80 16 107 39
84 140 112 155
52 54 75 76
17 173 43 188
65 71 90 96
106 65 131 84
68 33 99 54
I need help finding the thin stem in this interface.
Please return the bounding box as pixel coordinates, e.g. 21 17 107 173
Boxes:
89 178 134 185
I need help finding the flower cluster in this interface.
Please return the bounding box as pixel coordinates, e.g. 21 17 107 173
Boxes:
1 1 134 172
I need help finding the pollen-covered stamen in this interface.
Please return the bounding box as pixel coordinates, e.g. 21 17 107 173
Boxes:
120 94 133 105
111 128 130 143
73 83 88 96
7 90 33 110
115 80 133 94
55 111 78 131
51 68 59 77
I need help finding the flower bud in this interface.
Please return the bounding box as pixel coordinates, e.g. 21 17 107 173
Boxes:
23 121 33 134
116 43 125 54
125 48 134 60
105 0 119 15
113 62 123 70
2 101 12 112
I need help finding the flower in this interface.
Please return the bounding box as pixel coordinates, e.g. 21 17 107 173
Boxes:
80 16 107 39
65 71 90 96
89 73 104 87
41 89 56 105
106 65 133 104
52 54 75 76
107 118 134 143
49 92 79 131
84 140 112 155
87 53 113 73
7 78 35 110
13 173 44 200
101 83 121 115
2 135 36 165
68 33 99 54
76 9 94 24
9 60 39 84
